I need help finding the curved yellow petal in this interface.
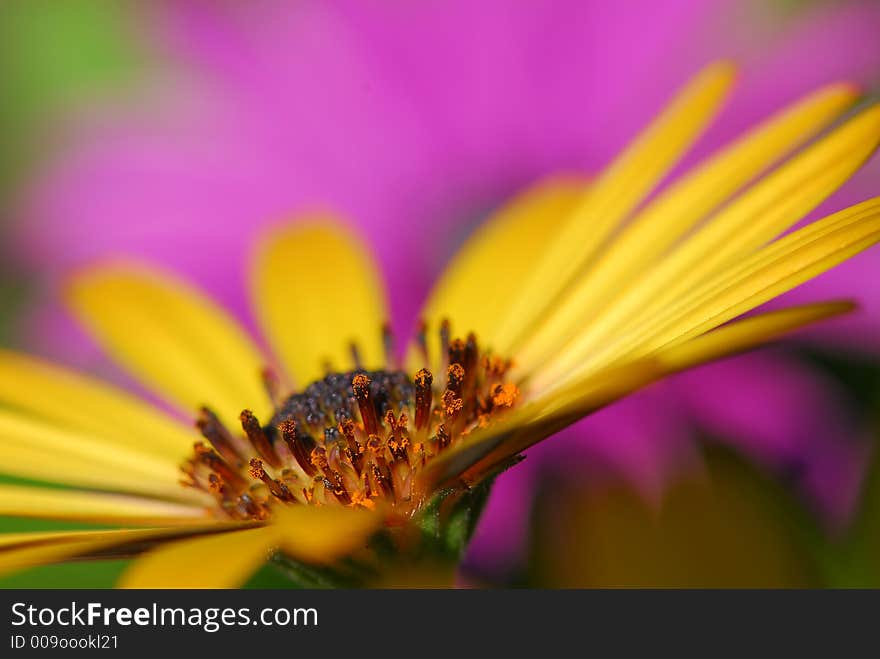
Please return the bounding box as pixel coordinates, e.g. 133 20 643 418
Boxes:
536 200 880 389
652 300 857 372
271 503 381 565
0 350 196 460
530 106 880 384
515 84 862 375
251 219 388 386
119 527 275 588
0 484 209 525
411 177 587 368
120 505 381 588
611 200 880 367
492 61 737 352
0 410 197 501
0 525 231 577
65 263 271 430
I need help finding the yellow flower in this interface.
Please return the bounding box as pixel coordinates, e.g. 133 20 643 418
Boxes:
2 62 880 587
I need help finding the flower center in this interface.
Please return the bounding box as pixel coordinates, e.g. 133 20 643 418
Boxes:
180 325 519 521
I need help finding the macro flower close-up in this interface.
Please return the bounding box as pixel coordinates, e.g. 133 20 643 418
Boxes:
2 52 880 586
1 1 880 595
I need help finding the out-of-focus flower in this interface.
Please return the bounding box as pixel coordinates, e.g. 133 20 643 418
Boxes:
1 64 880 586
11 1 880 578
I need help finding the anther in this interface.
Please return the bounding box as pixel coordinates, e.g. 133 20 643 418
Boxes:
279 417 317 477
240 409 281 468
249 458 294 501
196 407 242 465
385 411 409 461
414 368 433 431
352 373 380 436
464 333 479 373
448 338 466 367
491 383 519 409
194 443 247 488
435 424 452 450
261 367 284 408
338 418 364 472
369 461 394 498
446 363 465 395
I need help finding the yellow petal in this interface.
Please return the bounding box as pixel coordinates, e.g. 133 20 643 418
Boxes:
271 503 382 565
119 527 276 588
551 196 877 381
653 300 856 372
0 410 195 501
492 61 737 352
0 484 210 525
642 105 880 320
515 84 861 375
0 525 231 577
120 505 382 588
411 176 587 370
251 220 388 386
532 107 880 386
618 200 880 364
65 263 271 429
0 350 196 460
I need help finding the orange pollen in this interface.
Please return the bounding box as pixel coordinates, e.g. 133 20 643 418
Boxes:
491 383 520 408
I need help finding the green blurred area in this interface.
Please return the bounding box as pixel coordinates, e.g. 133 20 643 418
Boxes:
0 0 146 345
0 0 144 197
0 0 146 588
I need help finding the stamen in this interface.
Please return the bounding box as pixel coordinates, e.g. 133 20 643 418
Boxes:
415 319 429 366
352 373 380 436
414 368 433 431
193 442 247 489
249 458 294 502
196 407 243 465
240 409 281 468
261 367 284 408
439 319 451 372
446 363 465 395
464 333 478 374
338 418 364 471
491 383 519 409
279 417 317 477
435 424 452 450
349 342 363 369
448 338 466 367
